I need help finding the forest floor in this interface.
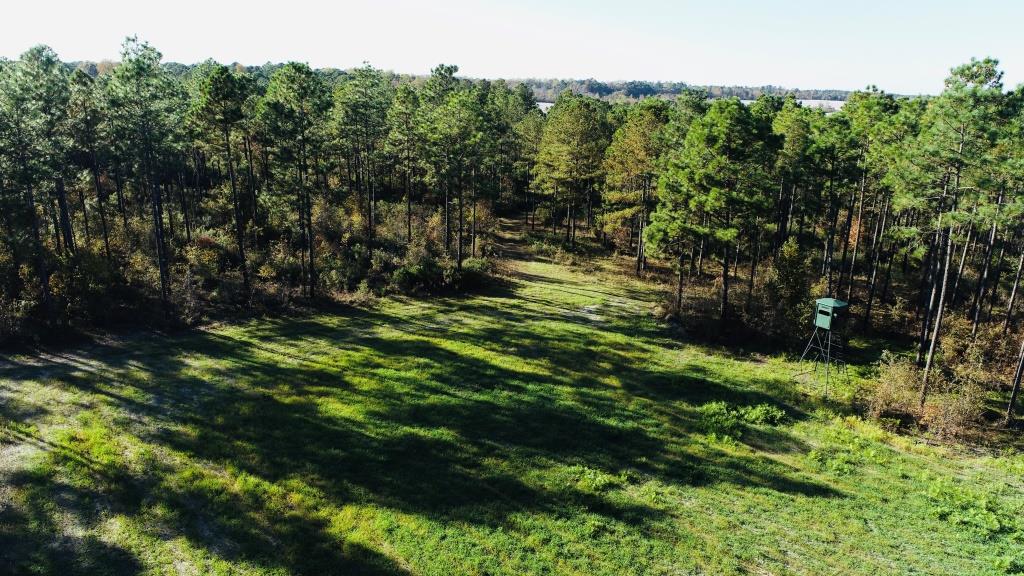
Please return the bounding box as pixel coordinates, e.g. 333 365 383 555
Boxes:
1 222 1023 575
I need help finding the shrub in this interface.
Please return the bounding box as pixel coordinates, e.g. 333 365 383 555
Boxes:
365 249 399 294
458 257 494 290
390 253 444 294
926 477 1020 537
697 401 788 440
920 383 985 440
807 416 891 475
867 351 920 422
867 349 985 439
761 237 811 337
565 465 626 493
698 401 742 440
875 296 911 335
0 291 32 344
526 234 560 258
739 403 787 426
184 233 226 288
807 445 862 475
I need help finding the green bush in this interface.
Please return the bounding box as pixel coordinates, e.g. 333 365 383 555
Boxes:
739 403 787 426
867 351 920 421
698 401 742 439
458 257 494 290
390 253 444 294
807 445 862 475
806 417 891 475
764 236 811 337
926 477 1020 538
698 401 787 440
0 291 32 344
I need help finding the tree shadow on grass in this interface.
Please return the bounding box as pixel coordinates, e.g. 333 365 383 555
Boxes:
1 267 844 574
0 418 143 576
177 316 839 498
1 345 413 575
0 480 143 576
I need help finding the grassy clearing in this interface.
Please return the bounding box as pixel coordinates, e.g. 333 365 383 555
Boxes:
2 241 1023 575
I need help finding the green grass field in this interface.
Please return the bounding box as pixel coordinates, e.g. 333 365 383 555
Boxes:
2 244 1023 575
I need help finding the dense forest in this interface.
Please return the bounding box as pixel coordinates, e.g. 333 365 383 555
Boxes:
1 38 1023 434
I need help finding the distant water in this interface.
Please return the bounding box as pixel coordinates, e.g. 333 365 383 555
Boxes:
741 99 845 111
537 99 844 113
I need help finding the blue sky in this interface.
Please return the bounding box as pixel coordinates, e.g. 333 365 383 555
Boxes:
4 0 1022 94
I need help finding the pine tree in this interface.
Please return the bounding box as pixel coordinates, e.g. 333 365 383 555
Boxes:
602 98 669 273
256 62 330 298
533 93 609 247
662 98 770 329
196 64 252 300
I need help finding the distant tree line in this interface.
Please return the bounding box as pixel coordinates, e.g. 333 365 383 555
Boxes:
69 60 852 104
511 78 852 103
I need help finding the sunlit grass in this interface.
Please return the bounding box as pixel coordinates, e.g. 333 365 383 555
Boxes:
1 256 1022 575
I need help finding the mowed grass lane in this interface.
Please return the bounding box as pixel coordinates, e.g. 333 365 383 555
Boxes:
1 256 1022 575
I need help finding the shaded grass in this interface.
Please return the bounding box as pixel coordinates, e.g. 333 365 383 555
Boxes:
1 253 1023 575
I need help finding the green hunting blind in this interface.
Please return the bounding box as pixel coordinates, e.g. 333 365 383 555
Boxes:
813 298 847 330
797 298 850 398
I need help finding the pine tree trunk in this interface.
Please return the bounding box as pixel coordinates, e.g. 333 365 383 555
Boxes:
48 197 64 259
774 177 787 252
294 157 308 297
54 178 76 255
986 239 1006 320
224 124 250 302
114 171 129 234
746 229 761 314
405 170 412 245
1003 246 1023 333
302 148 316 298
147 153 171 315
951 226 973 307
697 235 705 277
471 175 478 258
25 179 53 319
837 183 857 296
636 187 646 274
917 231 940 365
565 199 572 245
77 179 91 242
845 172 866 301
880 247 895 305
369 161 376 260
1005 336 1024 425
457 172 464 270
176 174 192 244
862 195 890 329
676 253 685 313
91 160 111 264
721 240 731 329
921 222 954 408
164 183 176 243
444 179 451 254
971 201 1000 336
243 135 259 229
825 174 839 295
635 217 644 276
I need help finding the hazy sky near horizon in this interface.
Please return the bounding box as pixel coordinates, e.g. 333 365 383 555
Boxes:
4 0 1022 95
